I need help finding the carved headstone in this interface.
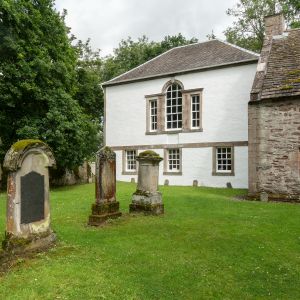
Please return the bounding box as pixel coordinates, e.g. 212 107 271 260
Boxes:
88 147 122 226
130 151 164 215
2 140 56 252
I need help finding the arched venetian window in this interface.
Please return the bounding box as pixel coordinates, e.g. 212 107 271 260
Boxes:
166 83 183 129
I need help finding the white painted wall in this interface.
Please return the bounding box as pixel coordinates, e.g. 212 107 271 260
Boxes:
115 147 248 188
105 63 257 188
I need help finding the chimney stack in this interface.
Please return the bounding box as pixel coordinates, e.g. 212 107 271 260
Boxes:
250 13 285 101
264 13 285 38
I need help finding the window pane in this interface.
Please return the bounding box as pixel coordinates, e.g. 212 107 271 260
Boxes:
168 149 180 172
165 83 182 130
126 150 137 171
191 94 200 128
149 100 158 131
216 147 232 173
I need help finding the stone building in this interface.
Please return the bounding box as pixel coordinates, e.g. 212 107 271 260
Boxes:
103 40 259 188
249 14 300 200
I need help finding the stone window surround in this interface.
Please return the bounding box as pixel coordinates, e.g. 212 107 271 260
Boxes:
145 80 203 135
163 148 183 176
212 146 235 176
115 142 244 177
122 149 138 175
149 99 158 131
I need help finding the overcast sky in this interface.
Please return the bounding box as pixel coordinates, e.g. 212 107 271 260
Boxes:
55 0 238 57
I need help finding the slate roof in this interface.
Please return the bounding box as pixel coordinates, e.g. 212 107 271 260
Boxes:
260 29 300 99
103 39 259 87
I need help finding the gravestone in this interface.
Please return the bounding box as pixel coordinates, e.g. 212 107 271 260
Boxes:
2 140 56 252
130 150 164 215
226 182 233 189
260 192 269 202
88 147 122 226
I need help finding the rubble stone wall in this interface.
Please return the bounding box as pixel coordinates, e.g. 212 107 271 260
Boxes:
248 98 300 200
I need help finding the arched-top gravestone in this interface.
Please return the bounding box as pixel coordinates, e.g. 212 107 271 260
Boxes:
2 139 56 252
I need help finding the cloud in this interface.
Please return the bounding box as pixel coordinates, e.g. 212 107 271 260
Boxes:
55 0 237 56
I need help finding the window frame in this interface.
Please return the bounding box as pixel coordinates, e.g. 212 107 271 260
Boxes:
122 149 138 175
190 93 201 129
149 98 158 132
165 83 183 131
212 146 235 176
163 148 182 175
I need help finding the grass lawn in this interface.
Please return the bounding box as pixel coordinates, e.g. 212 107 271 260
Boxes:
0 182 300 299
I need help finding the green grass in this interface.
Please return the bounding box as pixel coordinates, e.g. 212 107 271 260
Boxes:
0 182 300 299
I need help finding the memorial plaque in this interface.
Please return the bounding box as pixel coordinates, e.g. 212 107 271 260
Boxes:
21 171 45 224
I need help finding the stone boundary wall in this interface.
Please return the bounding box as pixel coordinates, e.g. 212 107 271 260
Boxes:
50 161 95 186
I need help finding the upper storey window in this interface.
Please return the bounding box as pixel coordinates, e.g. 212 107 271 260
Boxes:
166 83 182 130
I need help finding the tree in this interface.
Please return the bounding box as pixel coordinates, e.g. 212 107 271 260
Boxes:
74 39 103 121
224 0 300 52
206 30 217 40
0 0 99 171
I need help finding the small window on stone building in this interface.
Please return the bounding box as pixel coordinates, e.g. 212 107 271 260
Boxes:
216 147 232 172
168 149 180 172
126 150 137 171
191 94 200 128
149 99 158 131
212 146 234 176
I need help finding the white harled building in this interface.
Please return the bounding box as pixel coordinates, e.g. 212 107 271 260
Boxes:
102 40 259 188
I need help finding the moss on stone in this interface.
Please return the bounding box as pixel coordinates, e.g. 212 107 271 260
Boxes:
138 150 160 158
134 189 150 196
280 85 294 90
137 150 162 162
102 146 113 153
287 69 300 76
98 146 115 160
12 139 45 152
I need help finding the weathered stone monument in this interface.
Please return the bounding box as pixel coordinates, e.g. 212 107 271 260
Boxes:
2 140 56 252
88 147 122 225
130 150 164 215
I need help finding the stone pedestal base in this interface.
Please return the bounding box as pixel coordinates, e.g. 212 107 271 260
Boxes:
2 230 56 253
88 201 122 226
129 203 164 215
130 192 164 215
